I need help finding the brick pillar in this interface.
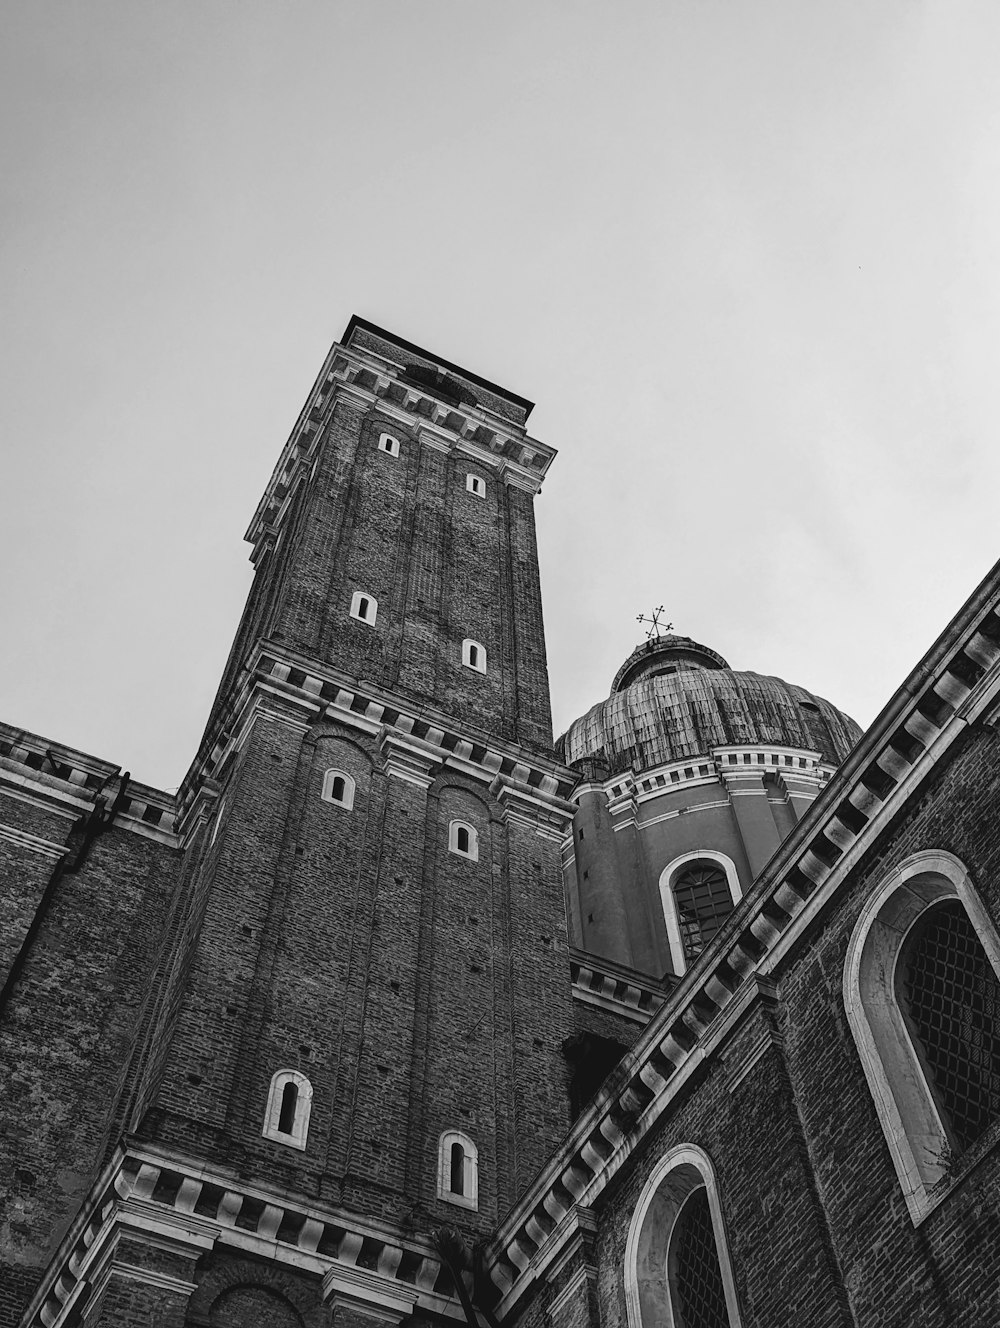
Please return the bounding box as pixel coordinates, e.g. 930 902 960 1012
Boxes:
543 1208 599 1328
322 1268 417 1328
82 1235 199 1327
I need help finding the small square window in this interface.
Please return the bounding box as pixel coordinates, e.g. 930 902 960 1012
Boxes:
466 474 485 498
350 591 378 625
378 433 400 457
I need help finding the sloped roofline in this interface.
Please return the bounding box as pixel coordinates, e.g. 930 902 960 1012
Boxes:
485 553 1000 1309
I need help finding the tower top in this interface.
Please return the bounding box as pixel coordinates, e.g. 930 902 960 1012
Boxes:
342 316 535 421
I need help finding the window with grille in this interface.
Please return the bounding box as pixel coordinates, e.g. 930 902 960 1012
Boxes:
673 863 734 963
669 1187 730 1328
897 899 1000 1152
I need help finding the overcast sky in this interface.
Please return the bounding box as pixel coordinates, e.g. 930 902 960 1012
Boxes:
3 2 1000 791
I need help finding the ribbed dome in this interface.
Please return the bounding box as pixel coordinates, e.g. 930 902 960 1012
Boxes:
558 666 862 775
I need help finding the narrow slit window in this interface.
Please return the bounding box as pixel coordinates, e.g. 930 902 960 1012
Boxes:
438 1130 478 1209
462 639 486 673
449 821 479 861
450 1142 466 1195
277 1081 298 1135
378 433 400 457
350 591 378 625
322 769 356 810
263 1070 313 1151
466 474 485 498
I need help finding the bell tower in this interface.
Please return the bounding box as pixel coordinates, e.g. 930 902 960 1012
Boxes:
76 320 578 1328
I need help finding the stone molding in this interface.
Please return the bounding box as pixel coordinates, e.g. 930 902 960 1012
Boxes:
246 338 555 557
177 642 578 840
0 727 178 847
478 588 1000 1313
22 1146 467 1328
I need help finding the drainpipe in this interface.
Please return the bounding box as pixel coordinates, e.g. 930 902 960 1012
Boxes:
0 771 131 1018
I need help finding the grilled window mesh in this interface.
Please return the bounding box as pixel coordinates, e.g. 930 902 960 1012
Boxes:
673 865 733 963
900 900 1000 1151
671 1187 729 1328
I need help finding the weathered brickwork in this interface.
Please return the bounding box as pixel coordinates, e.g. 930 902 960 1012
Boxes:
5 319 1000 1328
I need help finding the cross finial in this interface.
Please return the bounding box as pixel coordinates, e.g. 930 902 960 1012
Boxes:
636 606 673 641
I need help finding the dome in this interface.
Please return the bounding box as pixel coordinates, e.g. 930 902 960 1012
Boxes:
558 644 862 775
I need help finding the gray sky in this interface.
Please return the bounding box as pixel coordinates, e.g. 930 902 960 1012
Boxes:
3 2 999 790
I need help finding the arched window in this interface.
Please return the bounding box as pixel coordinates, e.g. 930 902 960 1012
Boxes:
350 591 378 625
659 852 742 975
449 820 479 861
466 474 486 498
462 639 486 673
263 1070 313 1150
378 432 400 457
845 849 1000 1223
438 1130 478 1210
625 1145 742 1328
321 768 356 810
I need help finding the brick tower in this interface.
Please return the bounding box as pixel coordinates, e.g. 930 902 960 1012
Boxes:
38 319 579 1327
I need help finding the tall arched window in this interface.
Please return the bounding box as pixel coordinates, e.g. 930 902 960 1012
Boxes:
438 1129 478 1210
321 768 356 810
624 1145 742 1328
659 852 742 975
845 849 1000 1223
263 1070 313 1150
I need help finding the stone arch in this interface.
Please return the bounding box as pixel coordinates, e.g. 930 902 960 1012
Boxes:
187 1256 328 1328
844 848 1000 1223
624 1144 743 1328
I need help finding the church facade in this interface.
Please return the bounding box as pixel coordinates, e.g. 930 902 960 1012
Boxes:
2 319 1000 1328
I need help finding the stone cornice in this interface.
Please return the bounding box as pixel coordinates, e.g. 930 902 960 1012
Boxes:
20 1145 467 1328
0 725 179 847
176 642 578 840
246 340 556 554
479 567 1000 1313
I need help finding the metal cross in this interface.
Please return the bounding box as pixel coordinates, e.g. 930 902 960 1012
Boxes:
636 606 673 640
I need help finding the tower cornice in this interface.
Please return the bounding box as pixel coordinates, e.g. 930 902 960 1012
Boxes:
245 335 556 559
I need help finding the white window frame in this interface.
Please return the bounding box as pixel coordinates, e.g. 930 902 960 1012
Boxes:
437 1129 479 1210
462 639 486 673
262 1069 313 1151
624 1144 742 1328
378 432 400 457
466 474 486 498
449 820 479 861
350 591 378 625
321 768 356 810
844 848 1000 1224
658 851 742 976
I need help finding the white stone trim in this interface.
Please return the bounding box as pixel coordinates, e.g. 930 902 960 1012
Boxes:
624 1144 742 1328
322 768 356 810
462 639 486 673
843 848 1000 1224
378 432 400 457
659 851 742 976
466 473 486 498
350 591 378 626
262 1069 313 1151
448 820 479 861
437 1130 479 1210
0 821 67 859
